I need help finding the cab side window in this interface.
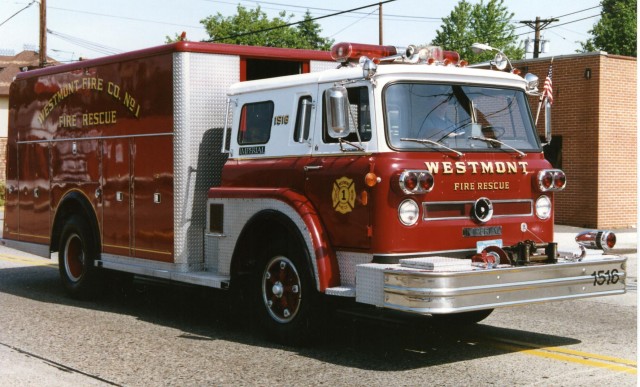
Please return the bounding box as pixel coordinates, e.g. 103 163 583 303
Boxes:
238 101 274 145
293 96 312 143
322 86 371 143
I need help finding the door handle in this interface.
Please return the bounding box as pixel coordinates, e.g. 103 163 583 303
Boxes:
304 165 323 171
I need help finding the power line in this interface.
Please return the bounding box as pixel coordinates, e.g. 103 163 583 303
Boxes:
47 28 124 56
49 6 203 30
329 8 378 38
513 4 601 30
0 0 35 28
204 0 441 21
515 14 600 37
207 0 397 43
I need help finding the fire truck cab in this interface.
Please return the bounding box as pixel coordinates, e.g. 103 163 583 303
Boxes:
4 41 626 345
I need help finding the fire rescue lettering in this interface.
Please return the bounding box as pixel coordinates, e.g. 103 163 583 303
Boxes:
37 77 142 125
424 161 528 175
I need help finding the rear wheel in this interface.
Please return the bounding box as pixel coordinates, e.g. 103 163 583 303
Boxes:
58 215 101 299
255 242 320 346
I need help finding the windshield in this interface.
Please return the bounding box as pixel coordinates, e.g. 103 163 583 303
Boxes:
385 83 540 152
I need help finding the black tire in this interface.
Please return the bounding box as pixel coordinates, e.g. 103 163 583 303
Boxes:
432 309 494 326
58 215 101 299
254 241 320 346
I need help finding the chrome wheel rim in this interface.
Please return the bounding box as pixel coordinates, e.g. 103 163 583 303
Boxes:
262 256 301 323
64 233 85 282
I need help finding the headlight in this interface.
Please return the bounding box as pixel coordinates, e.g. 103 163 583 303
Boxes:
535 195 552 219
398 199 420 226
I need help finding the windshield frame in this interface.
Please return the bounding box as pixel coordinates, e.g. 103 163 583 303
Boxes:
382 81 542 153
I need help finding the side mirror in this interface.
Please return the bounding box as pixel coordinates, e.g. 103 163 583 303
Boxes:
544 101 551 144
524 73 539 94
325 86 350 138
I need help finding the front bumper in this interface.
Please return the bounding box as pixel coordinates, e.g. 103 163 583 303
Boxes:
355 255 626 314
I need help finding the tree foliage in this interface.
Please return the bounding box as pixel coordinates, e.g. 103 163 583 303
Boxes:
168 6 333 50
432 0 523 63
579 0 636 57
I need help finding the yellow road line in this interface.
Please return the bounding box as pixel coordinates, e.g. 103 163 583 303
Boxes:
0 253 57 268
489 337 637 375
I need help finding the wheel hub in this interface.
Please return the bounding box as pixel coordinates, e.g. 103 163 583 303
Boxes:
272 281 284 298
262 256 302 323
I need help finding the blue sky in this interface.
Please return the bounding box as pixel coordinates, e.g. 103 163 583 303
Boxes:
0 0 602 62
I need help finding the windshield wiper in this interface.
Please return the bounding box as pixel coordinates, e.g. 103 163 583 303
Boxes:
400 138 464 158
469 136 526 158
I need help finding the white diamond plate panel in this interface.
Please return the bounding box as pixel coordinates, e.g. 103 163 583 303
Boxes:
399 257 475 272
355 264 387 307
173 52 238 271
336 251 372 287
310 60 338 72
208 198 322 291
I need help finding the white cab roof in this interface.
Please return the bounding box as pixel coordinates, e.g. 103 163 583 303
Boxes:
227 64 528 96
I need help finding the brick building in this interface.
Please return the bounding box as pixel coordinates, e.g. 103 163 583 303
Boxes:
517 52 637 229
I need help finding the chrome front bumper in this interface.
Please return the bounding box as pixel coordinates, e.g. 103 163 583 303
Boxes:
355 256 626 314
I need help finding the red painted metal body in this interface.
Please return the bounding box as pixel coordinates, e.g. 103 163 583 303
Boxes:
5 42 331 263
221 152 554 257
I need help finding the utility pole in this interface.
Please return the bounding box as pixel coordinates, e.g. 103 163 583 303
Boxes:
39 0 47 67
519 16 558 58
378 3 383 45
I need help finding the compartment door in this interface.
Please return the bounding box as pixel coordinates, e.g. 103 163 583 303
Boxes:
17 142 50 244
132 136 174 262
102 138 131 256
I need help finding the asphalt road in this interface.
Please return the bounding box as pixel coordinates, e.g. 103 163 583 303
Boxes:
0 229 636 386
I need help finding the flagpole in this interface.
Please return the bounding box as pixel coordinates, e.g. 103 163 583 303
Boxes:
535 57 554 126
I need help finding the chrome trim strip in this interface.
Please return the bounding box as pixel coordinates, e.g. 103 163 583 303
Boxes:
423 199 533 221
16 132 174 145
373 248 476 258
1 239 50 258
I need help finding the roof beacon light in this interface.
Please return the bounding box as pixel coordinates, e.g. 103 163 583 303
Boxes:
331 42 398 63
330 42 462 66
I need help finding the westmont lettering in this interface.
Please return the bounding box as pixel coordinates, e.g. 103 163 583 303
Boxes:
425 161 529 175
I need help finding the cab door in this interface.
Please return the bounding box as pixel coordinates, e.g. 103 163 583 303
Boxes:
303 83 374 249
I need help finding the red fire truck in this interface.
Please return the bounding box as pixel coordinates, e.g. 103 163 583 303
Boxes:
4 41 626 344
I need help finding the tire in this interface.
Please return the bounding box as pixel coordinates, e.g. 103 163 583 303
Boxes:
255 242 320 346
58 215 101 299
432 309 494 326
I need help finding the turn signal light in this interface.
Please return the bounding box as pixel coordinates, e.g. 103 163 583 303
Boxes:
399 170 434 194
537 169 567 192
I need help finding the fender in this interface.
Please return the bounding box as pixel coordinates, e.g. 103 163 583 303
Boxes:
209 187 340 291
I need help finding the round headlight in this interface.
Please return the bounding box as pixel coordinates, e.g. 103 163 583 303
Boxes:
535 195 552 220
398 199 420 226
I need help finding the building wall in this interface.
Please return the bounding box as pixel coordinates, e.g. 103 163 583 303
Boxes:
597 55 637 228
520 53 637 228
0 96 7 184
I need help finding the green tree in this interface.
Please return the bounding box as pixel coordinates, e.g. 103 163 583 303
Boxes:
579 0 636 56
296 11 334 50
432 0 523 64
167 5 333 50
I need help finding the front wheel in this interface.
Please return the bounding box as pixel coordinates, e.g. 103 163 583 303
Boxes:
255 247 320 346
58 215 101 299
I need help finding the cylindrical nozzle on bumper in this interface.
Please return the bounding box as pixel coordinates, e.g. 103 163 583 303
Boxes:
575 230 616 252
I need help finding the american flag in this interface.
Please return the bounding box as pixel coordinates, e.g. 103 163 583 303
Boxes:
541 64 553 105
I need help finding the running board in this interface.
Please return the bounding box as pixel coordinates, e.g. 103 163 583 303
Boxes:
96 260 230 289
